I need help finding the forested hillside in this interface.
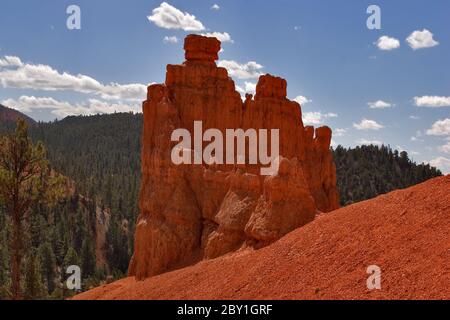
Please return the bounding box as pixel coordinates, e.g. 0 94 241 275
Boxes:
30 113 142 274
0 113 141 299
0 112 442 299
333 145 442 205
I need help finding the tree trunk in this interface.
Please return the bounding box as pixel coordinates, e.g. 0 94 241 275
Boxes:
11 197 22 300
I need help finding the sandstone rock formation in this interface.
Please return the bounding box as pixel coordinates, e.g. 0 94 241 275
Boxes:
128 34 339 280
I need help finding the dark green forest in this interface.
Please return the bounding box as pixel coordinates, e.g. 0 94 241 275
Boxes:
0 112 442 299
334 144 442 205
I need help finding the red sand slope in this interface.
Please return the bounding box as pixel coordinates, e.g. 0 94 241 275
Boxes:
75 176 450 300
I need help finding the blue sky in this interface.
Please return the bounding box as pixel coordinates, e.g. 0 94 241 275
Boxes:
0 0 449 172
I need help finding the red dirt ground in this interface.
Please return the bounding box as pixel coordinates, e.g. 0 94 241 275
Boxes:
74 175 450 300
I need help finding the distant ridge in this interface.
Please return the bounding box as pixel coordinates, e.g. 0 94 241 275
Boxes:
0 104 36 127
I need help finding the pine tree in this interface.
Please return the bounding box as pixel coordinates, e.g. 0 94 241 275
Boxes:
63 246 79 272
0 119 65 299
0 241 10 299
54 221 68 266
23 250 46 300
81 238 96 278
61 246 80 297
39 242 56 294
73 208 85 252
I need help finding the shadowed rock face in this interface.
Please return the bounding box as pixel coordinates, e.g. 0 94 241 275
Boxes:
128 34 339 280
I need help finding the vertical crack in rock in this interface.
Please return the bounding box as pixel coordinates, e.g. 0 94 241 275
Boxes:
129 34 340 280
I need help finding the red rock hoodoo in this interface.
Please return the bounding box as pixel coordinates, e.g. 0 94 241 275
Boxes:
128 34 340 280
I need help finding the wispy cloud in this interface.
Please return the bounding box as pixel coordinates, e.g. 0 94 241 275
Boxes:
368 100 393 109
353 119 384 130
210 4 220 11
411 130 424 142
0 55 147 101
334 128 347 137
163 36 178 44
356 138 383 146
302 111 337 125
411 136 423 142
2 95 140 118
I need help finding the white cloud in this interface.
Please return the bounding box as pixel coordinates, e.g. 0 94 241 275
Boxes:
426 118 450 136
411 130 424 142
334 128 347 137
356 138 383 146
330 139 337 147
376 36 400 51
0 55 23 67
428 157 450 174
244 81 256 93
211 4 220 11
2 96 140 119
218 60 263 79
235 82 257 100
410 136 423 142
438 139 450 154
2 96 71 113
235 82 257 94
406 29 439 50
410 115 420 120
302 111 337 125
163 36 178 44
414 96 450 108
0 55 147 101
147 2 205 31
368 100 393 109
353 119 384 130
293 95 311 105
201 32 233 43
